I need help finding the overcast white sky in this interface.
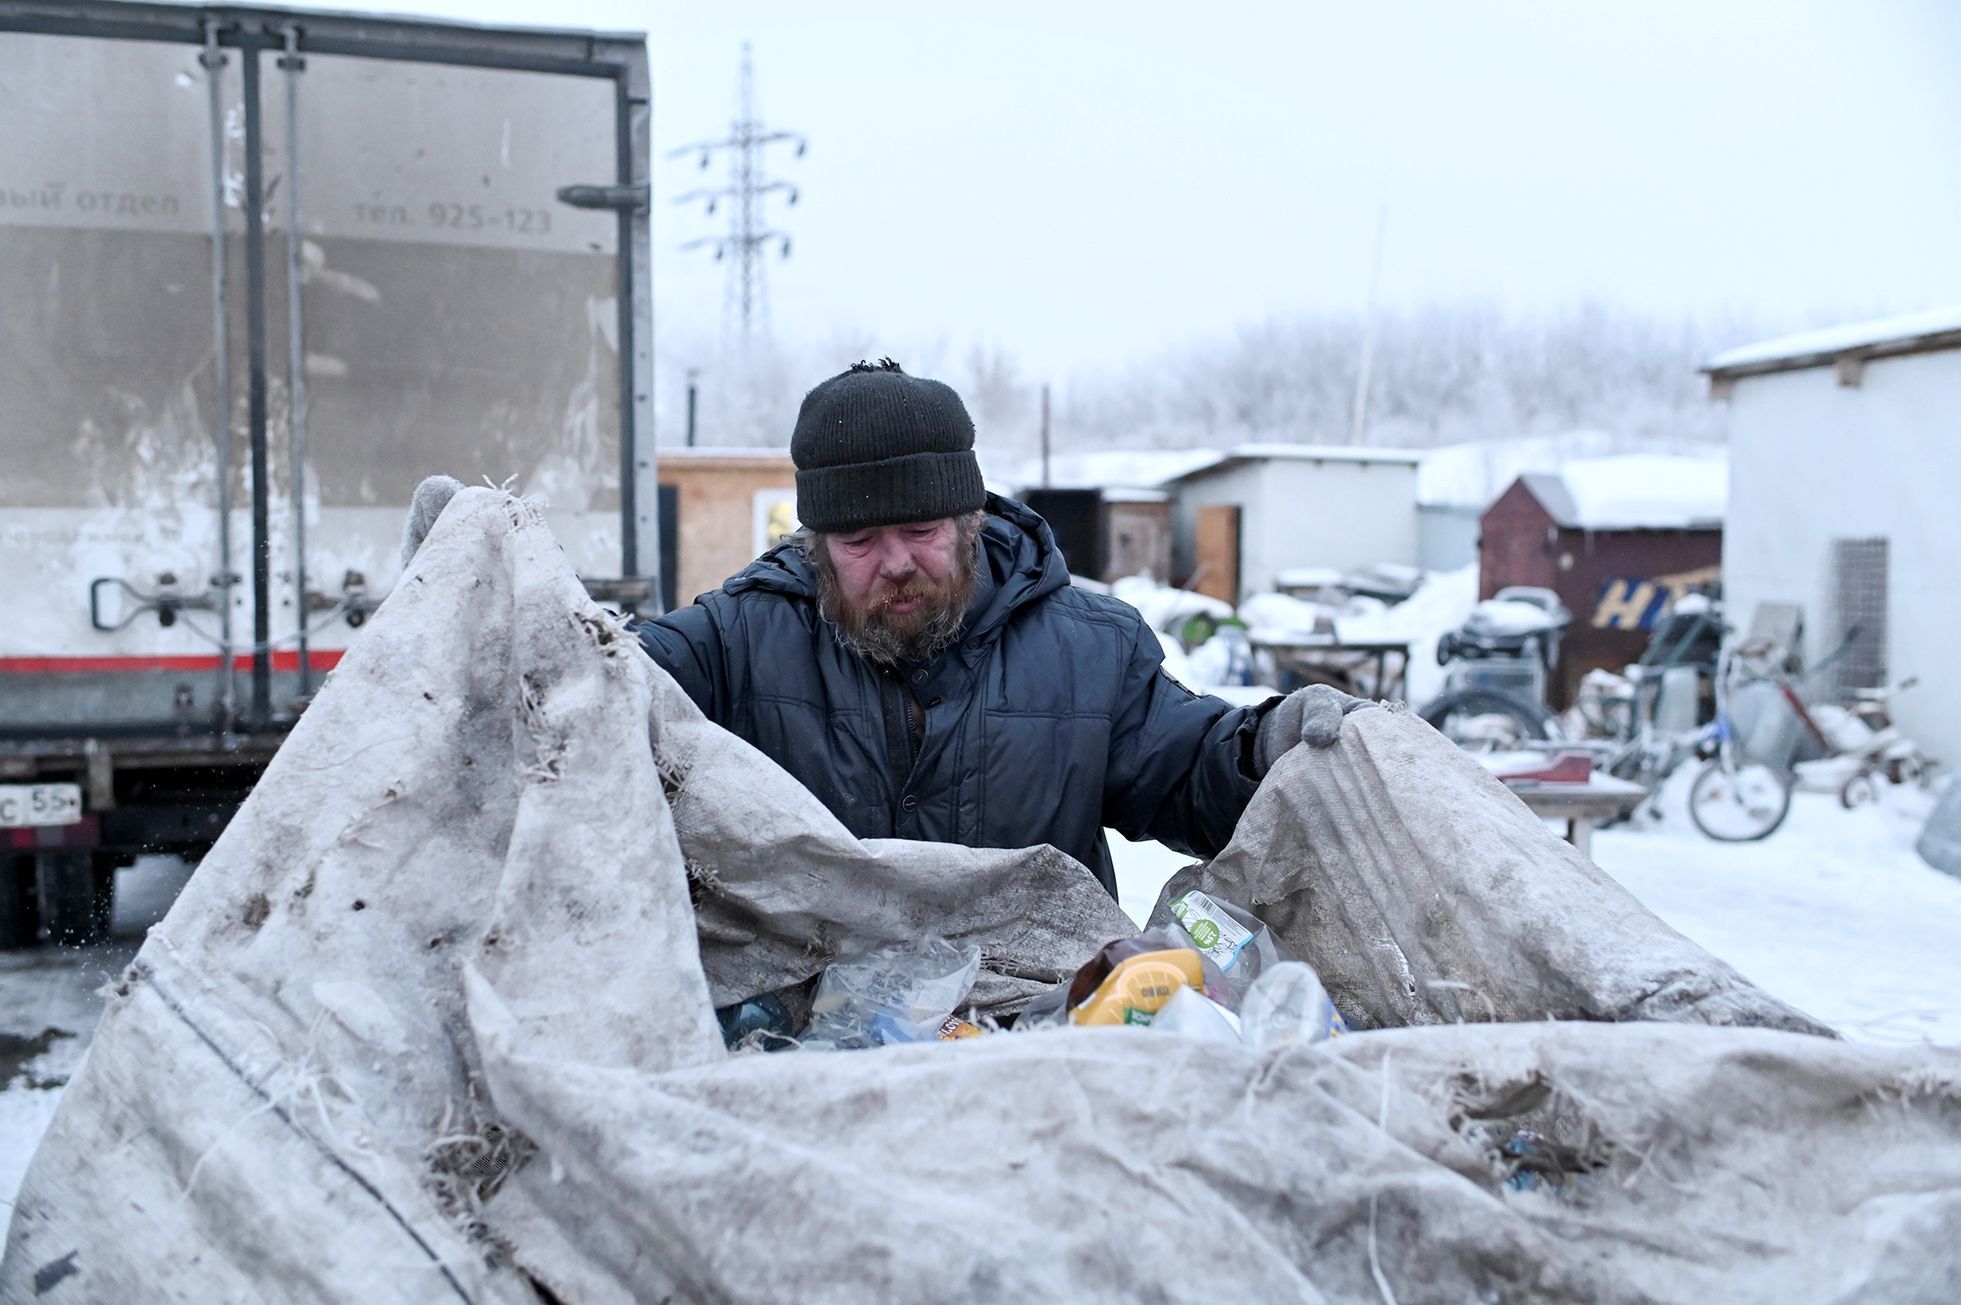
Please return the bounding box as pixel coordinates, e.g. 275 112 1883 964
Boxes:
259 2 1961 371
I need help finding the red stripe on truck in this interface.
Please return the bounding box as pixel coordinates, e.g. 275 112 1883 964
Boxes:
0 651 345 674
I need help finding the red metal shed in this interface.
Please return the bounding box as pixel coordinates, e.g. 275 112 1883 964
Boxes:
1479 465 1723 708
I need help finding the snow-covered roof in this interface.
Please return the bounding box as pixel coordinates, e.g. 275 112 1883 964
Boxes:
1704 306 1961 378
1166 442 1424 483
999 447 1222 493
1418 431 1624 509
1512 454 1728 530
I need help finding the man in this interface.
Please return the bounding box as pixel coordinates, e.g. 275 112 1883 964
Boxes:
406 360 1365 897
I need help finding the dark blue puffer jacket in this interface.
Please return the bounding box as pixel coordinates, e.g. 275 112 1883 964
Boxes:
636 494 1267 897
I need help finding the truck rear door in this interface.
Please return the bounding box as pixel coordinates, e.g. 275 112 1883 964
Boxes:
0 4 656 740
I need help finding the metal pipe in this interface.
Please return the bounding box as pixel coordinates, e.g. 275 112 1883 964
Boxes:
618 66 662 615
201 19 238 731
280 25 311 696
613 74 639 592
242 40 273 726
1040 383 1051 487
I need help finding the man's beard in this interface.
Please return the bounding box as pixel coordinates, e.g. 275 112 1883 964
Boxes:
810 524 981 667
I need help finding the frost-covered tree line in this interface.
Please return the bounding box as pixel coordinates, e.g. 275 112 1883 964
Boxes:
657 302 1764 458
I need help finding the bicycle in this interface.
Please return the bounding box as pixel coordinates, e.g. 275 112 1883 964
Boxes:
1570 648 1793 842
1798 677 1938 809
1682 709 1794 842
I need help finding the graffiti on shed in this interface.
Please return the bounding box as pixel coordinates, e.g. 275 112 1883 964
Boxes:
1592 565 1722 630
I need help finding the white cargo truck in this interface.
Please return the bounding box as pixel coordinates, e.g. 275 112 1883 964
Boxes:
0 1 660 946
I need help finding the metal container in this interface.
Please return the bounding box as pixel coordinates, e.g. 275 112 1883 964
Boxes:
0 2 655 944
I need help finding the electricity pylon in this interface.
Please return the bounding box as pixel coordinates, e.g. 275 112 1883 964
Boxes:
670 42 807 337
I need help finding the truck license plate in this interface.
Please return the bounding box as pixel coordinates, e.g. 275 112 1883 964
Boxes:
0 783 84 828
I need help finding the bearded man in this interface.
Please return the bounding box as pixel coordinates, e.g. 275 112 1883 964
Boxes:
404 360 1364 895
626 359 1368 897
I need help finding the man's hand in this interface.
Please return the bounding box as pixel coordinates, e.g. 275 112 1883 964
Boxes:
400 475 464 569
1254 684 1380 774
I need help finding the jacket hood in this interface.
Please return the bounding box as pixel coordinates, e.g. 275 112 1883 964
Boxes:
722 494 1070 643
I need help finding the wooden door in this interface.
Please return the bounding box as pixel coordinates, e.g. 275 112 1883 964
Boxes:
1194 504 1242 606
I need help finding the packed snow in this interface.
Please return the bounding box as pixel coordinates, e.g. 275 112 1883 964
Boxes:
1 858 192 1217
1113 566 1479 706
1334 564 1480 705
1236 591 1336 638
1108 574 1233 634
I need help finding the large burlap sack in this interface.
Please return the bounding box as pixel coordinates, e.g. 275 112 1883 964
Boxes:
6 489 1957 1304
1151 707 1834 1035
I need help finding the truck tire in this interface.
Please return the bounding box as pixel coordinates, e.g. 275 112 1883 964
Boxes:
0 853 39 950
39 850 115 947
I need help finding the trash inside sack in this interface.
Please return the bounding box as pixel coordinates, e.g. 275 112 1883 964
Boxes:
716 992 798 1051
1239 961 1348 1049
801 936 985 1049
1166 889 1289 1005
742 894 1345 1054
1018 894 1351 1047
1072 945 1205 1026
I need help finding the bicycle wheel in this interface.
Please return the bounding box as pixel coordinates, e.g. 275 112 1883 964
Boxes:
1689 760 1793 841
1839 770 1878 810
1417 688 1555 751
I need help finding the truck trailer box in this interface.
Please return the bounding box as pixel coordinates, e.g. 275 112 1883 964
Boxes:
0 1 656 945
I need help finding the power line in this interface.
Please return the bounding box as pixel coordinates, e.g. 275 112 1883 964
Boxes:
669 42 806 338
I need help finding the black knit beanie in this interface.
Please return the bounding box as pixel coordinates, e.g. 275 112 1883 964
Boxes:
790 359 986 533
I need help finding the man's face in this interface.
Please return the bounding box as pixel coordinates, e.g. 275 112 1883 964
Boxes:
814 516 978 664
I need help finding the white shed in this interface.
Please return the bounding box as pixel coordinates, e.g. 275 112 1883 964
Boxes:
1161 444 1423 603
1704 306 1961 766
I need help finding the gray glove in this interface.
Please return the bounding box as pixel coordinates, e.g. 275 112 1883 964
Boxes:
400 475 464 569
1254 683 1379 773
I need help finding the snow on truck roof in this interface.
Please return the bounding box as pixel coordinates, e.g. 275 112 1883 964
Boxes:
1704 305 1961 378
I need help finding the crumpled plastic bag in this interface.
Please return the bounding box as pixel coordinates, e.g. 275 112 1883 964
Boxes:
801 937 983 1049
1239 961 1348 1051
1164 887 1290 1006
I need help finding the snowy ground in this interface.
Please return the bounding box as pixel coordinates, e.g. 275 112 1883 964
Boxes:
1116 774 1961 1046
0 857 192 1219
1589 772 1961 1046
